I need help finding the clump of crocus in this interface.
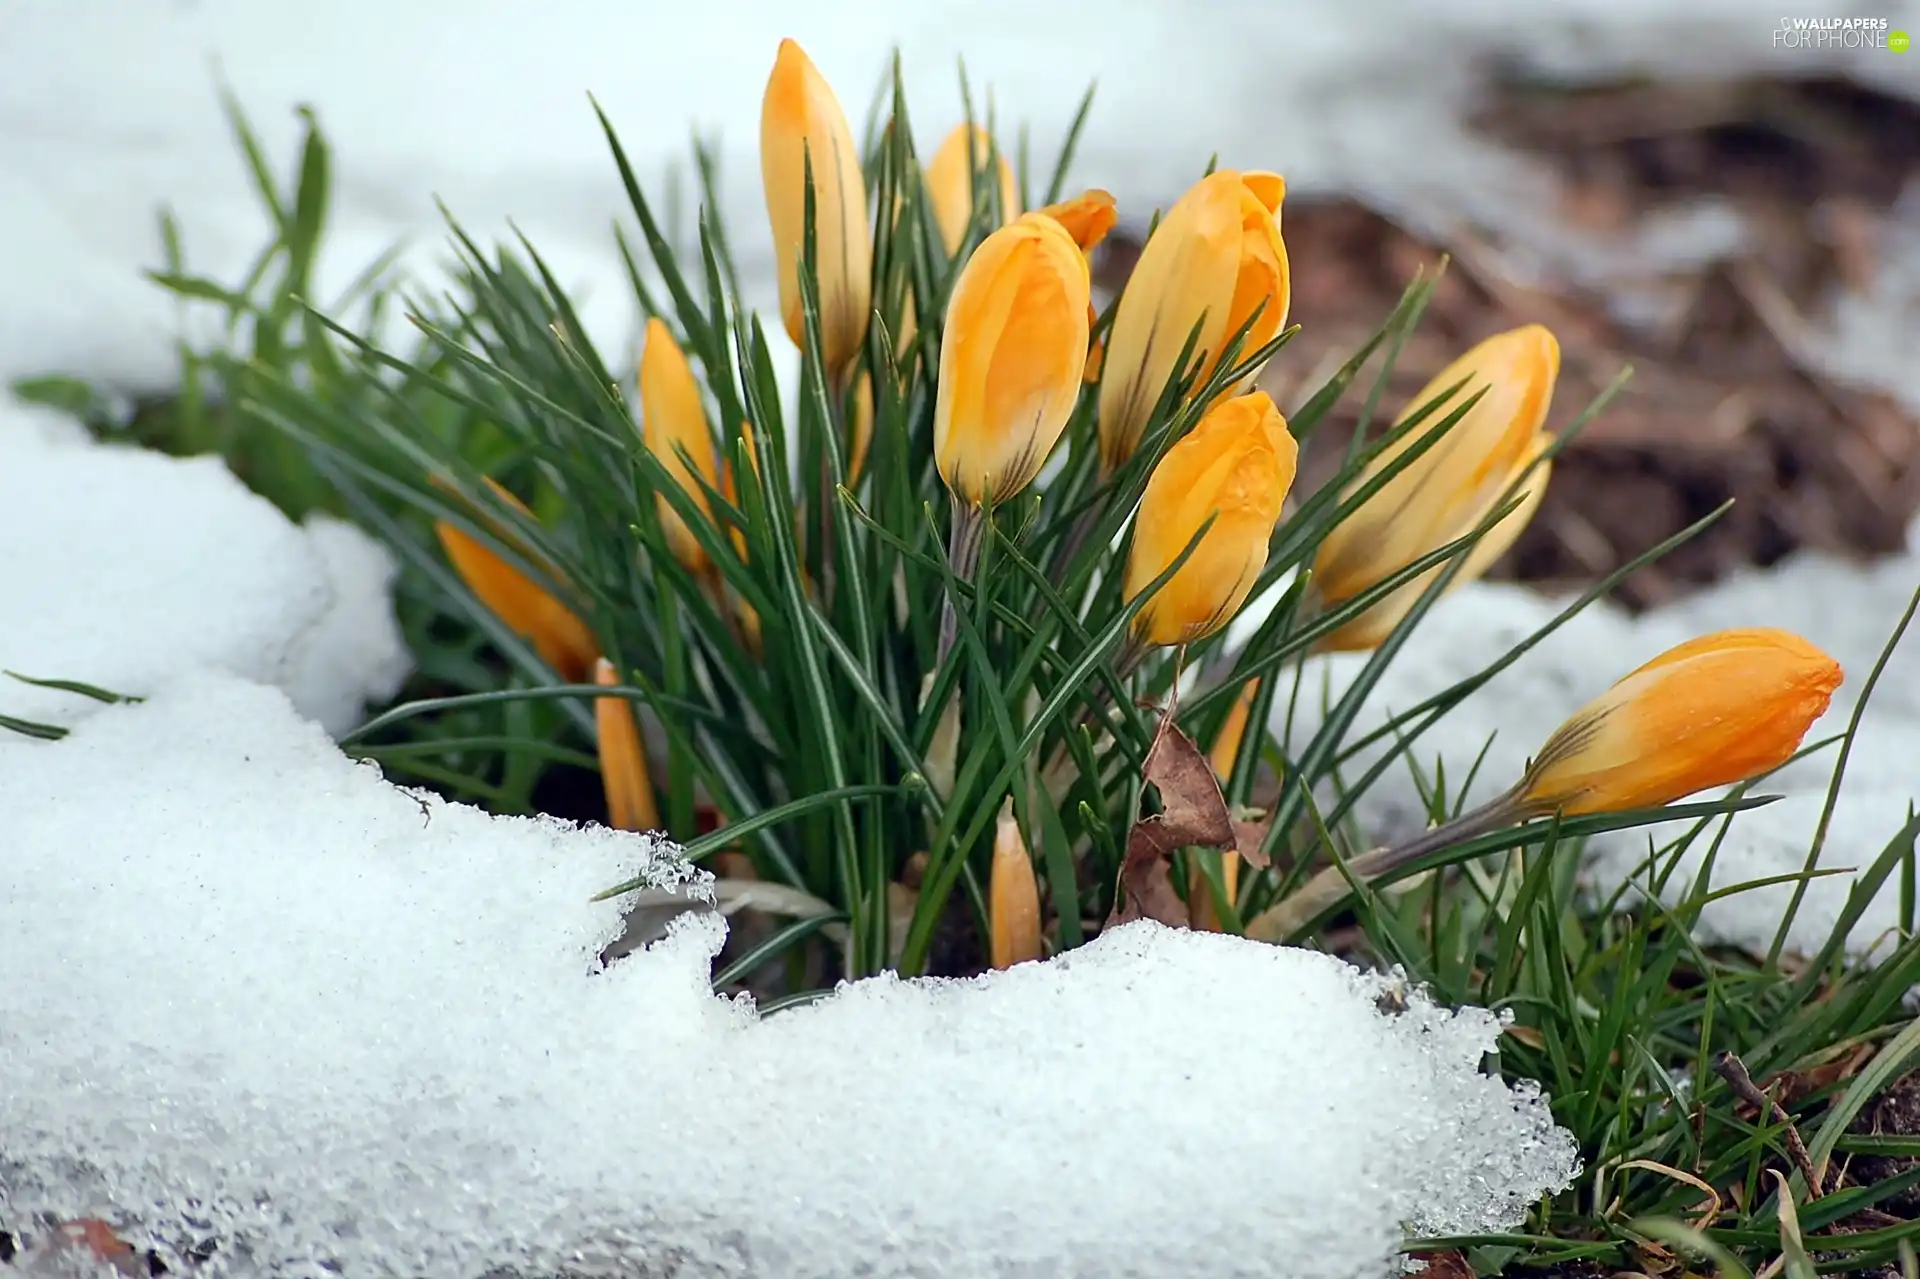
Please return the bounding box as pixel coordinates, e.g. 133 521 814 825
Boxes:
1311 324 1558 652
925 123 1020 256
1097 169 1288 471
434 478 598 684
639 318 721 576
1245 627 1843 941
594 658 661 832
989 806 1043 968
1122 391 1297 656
1514 628 1843 817
760 38 872 378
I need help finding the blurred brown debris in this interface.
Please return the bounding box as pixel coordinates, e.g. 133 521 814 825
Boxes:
1098 75 1920 611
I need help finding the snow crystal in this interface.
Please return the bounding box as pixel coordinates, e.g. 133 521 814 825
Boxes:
0 672 1578 1279
0 410 409 735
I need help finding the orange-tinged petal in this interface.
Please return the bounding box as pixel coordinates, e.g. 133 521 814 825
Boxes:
1208 681 1258 779
1097 170 1289 471
760 39 873 374
925 123 1021 256
1518 628 1842 817
989 808 1043 968
640 318 720 574
1240 171 1286 215
1192 176 1289 392
1123 392 1297 647
434 480 598 683
1312 325 1560 651
595 658 662 833
1455 441 1551 586
1037 188 1118 255
1316 439 1555 653
934 213 1091 505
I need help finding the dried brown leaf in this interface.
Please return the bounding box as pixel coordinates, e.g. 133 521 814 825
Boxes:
1232 818 1273 870
1107 711 1235 930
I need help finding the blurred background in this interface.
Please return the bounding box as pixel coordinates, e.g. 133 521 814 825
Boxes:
4 0 1919 607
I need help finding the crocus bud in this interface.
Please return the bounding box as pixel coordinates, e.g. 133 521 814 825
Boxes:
1123 391 1297 648
1518 629 1842 817
1097 170 1288 470
925 123 1020 256
989 808 1043 969
934 212 1091 506
760 38 873 375
1312 325 1559 653
435 479 597 683
594 658 662 833
639 318 720 575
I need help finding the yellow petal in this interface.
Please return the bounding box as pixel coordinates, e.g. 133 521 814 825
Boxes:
989 808 1043 968
925 123 1021 256
1036 188 1118 255
760 39 873 374
1097 170 1288 471
1519 628 1842 816
934 213 1091 505
594 658 662 833
1123 391 1297 647
1313 324 1560 651
433 479 598 684
1208 681 1258 778
639 318 720 575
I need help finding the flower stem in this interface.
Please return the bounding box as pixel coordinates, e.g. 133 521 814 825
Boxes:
1051 502 1103 586
1243 787 1525 942
937 498 984 671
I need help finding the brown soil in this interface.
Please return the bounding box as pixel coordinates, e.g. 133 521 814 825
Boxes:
1097 75 1920 611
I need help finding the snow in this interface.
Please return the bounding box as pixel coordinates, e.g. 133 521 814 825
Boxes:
1288 551 1920 962
0 402 409 736
5 0 1919 404
0 673 1579 1279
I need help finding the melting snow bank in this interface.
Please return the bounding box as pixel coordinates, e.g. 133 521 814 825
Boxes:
1296 562 1920 963
0 673 1578 1279
0 401 410 735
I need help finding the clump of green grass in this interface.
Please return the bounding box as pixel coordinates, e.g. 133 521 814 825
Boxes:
14 61 1920 1278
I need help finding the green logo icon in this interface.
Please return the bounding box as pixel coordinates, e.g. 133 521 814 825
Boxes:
1892 29 1912 52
